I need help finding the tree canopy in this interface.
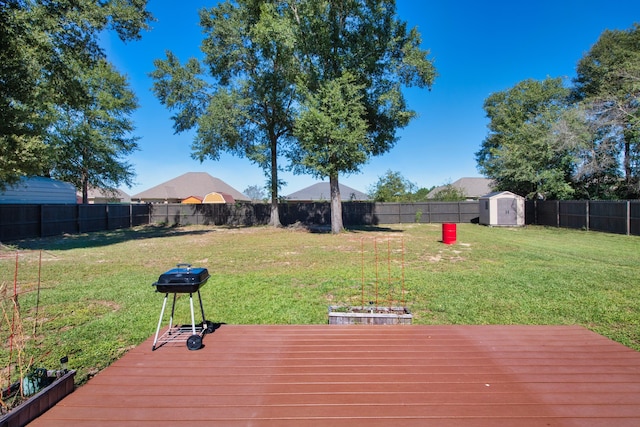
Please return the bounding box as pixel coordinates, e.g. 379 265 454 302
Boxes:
476 77 574 199
573 23 640 198
48 60 139 203
368 170 416 202
0 0 152 189
151 0 299 226
151 0 435 231
290 0 436 232
477 24 640 200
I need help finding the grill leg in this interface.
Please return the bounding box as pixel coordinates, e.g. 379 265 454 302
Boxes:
197 290 206 325
152 293 169 351
189 293 196 335
168 293 177 334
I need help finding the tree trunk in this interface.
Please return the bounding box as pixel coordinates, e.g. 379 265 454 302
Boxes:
329 174 343 234
82 170 88 204
268 137 282 227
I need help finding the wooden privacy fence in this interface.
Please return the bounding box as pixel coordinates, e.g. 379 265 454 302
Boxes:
147 201 480 227
2 200 639 241
0 204 149 241
527 200 640 236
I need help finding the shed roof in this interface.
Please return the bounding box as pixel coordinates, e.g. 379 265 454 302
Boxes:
131 172 249 202
480 191 523 199
287 182 369 201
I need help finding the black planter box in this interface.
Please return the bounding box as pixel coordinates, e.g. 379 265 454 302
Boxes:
0 370 75 427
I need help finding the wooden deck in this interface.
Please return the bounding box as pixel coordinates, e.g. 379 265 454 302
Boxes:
30 325 640 426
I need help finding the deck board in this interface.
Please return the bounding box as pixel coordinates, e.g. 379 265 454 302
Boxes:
29 325 640 426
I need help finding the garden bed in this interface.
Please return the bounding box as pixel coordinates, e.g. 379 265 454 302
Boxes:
0 370 75 427
328 305 412 325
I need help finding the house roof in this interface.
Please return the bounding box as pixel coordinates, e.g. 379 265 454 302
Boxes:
286 182 369 201
427 177 494 199
0 177 77 204
131 172 249 202
83 187 131 203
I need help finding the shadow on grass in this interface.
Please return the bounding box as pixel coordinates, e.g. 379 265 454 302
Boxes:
346 225 405 233
7 225 221 251
294 224 405 234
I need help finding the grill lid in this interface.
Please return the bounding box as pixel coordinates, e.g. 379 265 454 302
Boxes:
155 264 210 285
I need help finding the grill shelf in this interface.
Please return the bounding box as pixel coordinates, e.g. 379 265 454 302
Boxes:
151 264 213 351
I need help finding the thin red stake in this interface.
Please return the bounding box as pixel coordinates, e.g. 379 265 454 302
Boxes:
387 238 392 307
361 238 365 308
401 237 406 307
374 239 379 306
7 252 19 390
33 250 42 334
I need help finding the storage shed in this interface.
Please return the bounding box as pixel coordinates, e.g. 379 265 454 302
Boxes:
0 177 76 204
479 191 525 226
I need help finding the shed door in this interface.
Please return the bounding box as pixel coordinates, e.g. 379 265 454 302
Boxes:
497 198 517 225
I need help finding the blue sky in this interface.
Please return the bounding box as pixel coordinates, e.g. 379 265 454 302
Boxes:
102 0 640 197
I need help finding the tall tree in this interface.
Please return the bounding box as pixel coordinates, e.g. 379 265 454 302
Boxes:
48 60 139 203
151 0 298 227
367 170 416 202
290 0 436 233
0 0 152 189
552 106 623 199
573 24 640 198
476 77 575 199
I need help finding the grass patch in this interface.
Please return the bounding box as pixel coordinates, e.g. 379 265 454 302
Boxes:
1 223 639 385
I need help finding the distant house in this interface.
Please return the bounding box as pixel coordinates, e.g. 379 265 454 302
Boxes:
0 177 76 204
131 172 249 204
427 177 494 200
286 182 369 202
181 196 203 204
81 187 131 204
203 192 235 204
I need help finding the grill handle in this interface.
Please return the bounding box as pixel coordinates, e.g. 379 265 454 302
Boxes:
176 263 192 271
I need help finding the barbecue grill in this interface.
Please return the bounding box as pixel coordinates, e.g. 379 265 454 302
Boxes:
151 264 214 351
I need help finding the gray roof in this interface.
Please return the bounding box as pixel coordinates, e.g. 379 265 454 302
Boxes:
83 187 131 203
286 182 369 201
427 177 494 199
479 191 523 200
0 177 76 204
131 172 249 202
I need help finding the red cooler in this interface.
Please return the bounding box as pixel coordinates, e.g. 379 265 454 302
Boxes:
442 223 456 244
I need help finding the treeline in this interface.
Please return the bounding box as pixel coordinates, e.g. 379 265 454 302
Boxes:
476 24 640 200
0 1 153 202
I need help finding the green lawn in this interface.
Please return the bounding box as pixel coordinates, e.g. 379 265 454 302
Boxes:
1 223 639 386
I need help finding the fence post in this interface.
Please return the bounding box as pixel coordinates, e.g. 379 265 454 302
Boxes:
556 200 560 228
39 205 44 238
586 201 589 231
627 201 631 236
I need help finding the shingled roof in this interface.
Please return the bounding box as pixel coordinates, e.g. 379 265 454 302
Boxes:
427 177 494 200
286 182 369 201
131 172 249 203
